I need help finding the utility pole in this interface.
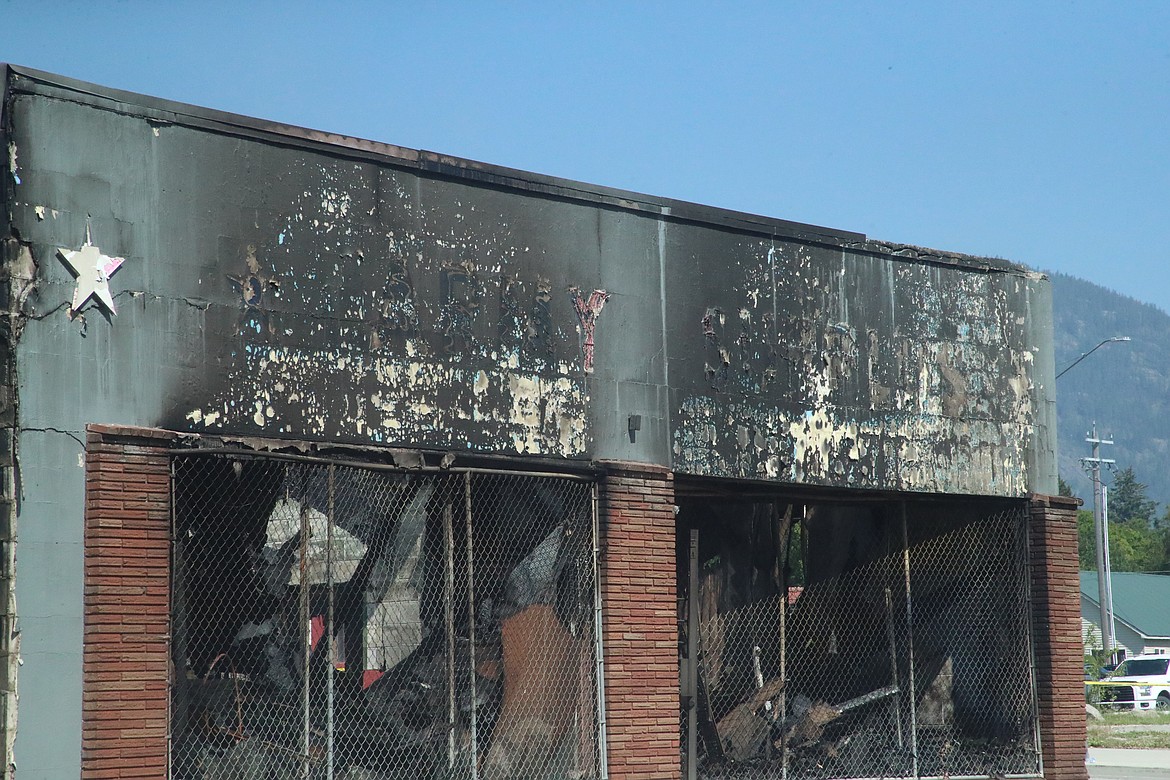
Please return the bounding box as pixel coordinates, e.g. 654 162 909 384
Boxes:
1101 485 1117 653
1083 423 1116 658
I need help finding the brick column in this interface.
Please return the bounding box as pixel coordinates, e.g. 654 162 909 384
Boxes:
598 462 679 780
1029 493 1088 780
82 425 174 779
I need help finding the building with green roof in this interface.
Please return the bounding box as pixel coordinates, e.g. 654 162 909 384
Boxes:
1081 571 1170 657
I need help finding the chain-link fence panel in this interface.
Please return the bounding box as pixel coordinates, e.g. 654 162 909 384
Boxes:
171 454 599 780
171 455 315 778
680 498 1040 780
463 472 600 780
905 504 1039 778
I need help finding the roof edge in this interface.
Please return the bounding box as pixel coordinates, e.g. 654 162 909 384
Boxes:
6 65 862 245
6 64 1031 275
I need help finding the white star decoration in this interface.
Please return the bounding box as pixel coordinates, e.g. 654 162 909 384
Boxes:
57 242 125 315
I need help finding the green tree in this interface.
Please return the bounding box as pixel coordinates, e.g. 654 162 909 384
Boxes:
1109 520 1164 571
1078 509 1096 570
1108 467 1158 525
1078 505 1167 572
1059 475 1076 499
1158 507 1170 568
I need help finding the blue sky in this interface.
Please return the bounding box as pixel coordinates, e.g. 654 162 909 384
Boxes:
4 2 1169 311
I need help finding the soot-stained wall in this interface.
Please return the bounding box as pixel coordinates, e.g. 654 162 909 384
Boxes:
1 67 1055 775
4 67 1056 496
665 228 1053 494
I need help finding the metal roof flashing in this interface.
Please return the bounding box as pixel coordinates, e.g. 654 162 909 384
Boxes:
4 64 1033 277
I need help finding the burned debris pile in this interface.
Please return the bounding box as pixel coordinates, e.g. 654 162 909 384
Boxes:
679 499 1040 780
170 456 598 780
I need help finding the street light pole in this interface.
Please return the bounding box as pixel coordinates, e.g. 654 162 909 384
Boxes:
1057 335 1131 661
1084 424 1116 658
1102 485 1117 650
1057 336 1131 379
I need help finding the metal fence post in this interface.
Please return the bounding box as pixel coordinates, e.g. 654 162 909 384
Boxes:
464 472 478 780
686 528 699 780
779 509 791 780
444 497 456 771
885 586 904 752
592 483 609 780
300 474 312 780
900 502 919 778
327 464 335 780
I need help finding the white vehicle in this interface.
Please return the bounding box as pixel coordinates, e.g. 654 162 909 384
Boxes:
1098 655 1170 711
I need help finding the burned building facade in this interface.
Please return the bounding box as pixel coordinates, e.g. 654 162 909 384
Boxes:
0 66 1086 779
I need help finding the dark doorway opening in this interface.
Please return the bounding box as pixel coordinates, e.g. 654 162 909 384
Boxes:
678 489 1041 780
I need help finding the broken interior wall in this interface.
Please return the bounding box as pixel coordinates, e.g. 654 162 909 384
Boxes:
1 66 1056 775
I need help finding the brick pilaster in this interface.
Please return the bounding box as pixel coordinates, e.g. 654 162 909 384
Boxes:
1029 493 1088 780
598 461 679 780
82 425 175 779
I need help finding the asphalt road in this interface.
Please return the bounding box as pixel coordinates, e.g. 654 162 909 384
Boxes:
1088 748 1170 779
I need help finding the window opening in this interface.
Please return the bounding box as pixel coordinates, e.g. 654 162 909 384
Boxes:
679 496 1040 780
170 454 600 780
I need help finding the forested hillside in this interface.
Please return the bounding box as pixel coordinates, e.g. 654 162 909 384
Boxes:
1051 271 1170 510
1051 272 1170 572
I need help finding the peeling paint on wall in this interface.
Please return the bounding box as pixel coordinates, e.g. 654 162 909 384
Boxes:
0 238 32 780
669 239 1037 495
674 395 1032 494
187 346 589 456
186 162 596 457
6 142 18 185
8 84 1048 489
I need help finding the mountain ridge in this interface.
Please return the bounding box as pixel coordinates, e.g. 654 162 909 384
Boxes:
1049 270 1170 508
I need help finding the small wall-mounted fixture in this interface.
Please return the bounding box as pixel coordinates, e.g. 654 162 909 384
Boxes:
627 414 642 444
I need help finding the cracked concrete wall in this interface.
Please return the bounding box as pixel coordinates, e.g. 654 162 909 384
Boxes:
1 70 1055 775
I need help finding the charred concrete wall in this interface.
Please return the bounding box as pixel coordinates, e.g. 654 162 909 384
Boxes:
666 232 1055 494
1 66 1056 775
3 67 1056 493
